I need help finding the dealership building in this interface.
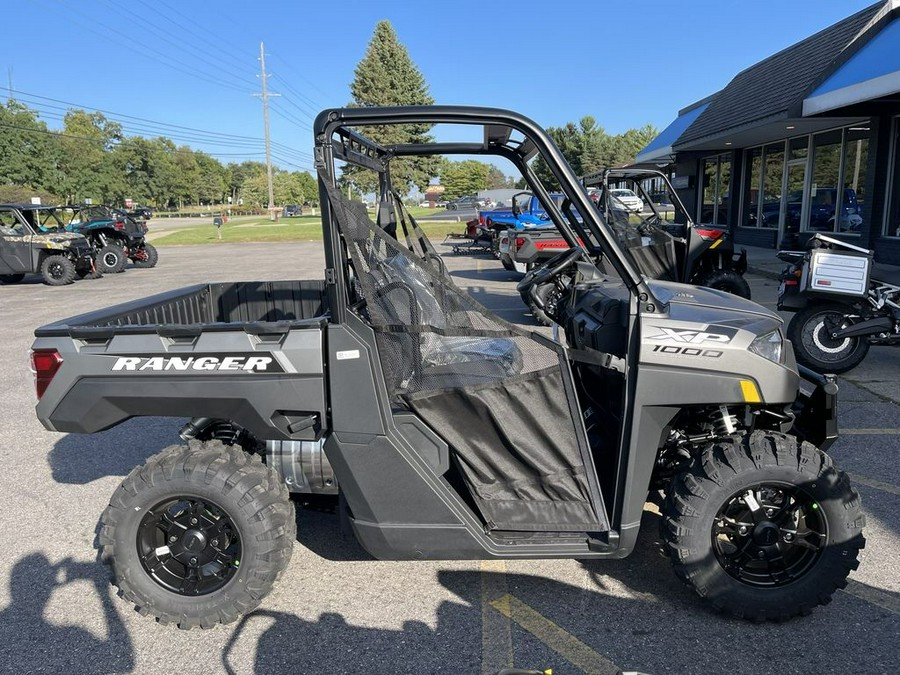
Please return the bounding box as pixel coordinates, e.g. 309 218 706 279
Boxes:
636 0 900 261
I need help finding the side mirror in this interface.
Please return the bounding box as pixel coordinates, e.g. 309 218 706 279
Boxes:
511 202 521 216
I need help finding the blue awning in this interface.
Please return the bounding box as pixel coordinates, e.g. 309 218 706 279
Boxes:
804 16 900 115
635 103 709 164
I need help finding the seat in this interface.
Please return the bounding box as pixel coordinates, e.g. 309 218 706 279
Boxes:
332 194 522 393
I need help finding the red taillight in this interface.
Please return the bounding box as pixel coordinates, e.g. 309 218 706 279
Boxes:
515 237 525 250
783 279 799 286
114 220 125 230
479 214 485 225
695 228 724 240
31 349 63 399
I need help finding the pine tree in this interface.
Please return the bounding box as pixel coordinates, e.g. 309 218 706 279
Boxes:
344 21 439 194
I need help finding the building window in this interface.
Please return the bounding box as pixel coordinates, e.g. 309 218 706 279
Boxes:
740 142 784 229
808 129 842 231
761 143 785 228
886 117 900 238
803 127 868 234
700 154 731 224
740 124 870 234
789 136 809 161
843 127 868 234
741 148 762 227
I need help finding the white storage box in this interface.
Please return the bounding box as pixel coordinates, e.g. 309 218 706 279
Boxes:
803 249 870 297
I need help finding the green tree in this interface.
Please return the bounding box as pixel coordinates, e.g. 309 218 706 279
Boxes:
228 161 267 206
486 165 515 189
344 20 440 194
241 173 269 207
440 160 490 200
532 118 659 187
194 152 226 204
58 109 122 203
111 136 179 206
0 100 59 195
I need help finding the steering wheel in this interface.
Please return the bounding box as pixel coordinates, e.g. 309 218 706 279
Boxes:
516 246 583 295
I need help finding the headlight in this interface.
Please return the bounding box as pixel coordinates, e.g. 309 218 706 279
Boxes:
750 330 783 363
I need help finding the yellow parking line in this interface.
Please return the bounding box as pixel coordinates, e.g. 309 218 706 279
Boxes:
490 593 620 675
481 560 513 675
849 473 900 497
842 580 900 615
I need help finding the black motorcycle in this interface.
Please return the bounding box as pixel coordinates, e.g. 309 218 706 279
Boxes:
777 233 900 372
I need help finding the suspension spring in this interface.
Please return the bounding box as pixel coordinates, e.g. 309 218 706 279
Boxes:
711 405 739 436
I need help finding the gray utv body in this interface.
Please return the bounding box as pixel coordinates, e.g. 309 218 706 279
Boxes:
32 106 835 560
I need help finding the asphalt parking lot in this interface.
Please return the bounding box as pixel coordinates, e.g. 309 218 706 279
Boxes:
0 241 897 674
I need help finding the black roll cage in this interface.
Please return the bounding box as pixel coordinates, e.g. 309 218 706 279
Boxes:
313 106 662 322
582 167 693 227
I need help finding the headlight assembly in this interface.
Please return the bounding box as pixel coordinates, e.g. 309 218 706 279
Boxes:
749 330 783 364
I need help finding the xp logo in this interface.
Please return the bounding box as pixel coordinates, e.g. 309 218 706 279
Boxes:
648 326 736 345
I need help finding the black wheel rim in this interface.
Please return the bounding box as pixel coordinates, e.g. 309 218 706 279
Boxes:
803 311 855 362
711 482 826 588
48 261 64 279
137 496 242 596
103 252 119 267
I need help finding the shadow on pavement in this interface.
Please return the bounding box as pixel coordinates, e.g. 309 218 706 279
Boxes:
222 603 481 675
48 417 183 485
0 553 134 673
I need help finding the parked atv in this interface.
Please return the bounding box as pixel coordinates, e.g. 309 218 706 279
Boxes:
0 204 96 285
32 106 862 629
65 204 157 273
777 233 900 372
520 169 750 325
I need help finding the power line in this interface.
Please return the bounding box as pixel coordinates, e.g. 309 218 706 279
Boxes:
136 0 263 82
3 87 313 159
269 102 312 131
40 0 253 95
0 121 308 169
270 73 320 119
269 53 331 103
66 0 323 140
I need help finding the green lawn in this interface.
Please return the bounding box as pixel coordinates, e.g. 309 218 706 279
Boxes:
152 213 469 246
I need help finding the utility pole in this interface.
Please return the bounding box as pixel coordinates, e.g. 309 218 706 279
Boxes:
256 42 278 221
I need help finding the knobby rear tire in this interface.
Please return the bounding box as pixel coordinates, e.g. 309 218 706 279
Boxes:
99 440 295 629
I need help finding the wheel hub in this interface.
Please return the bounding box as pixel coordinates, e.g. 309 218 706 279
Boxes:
181 529 207 553
712 483 826 587
810 316 851 354
752 521 780 547
137 497 241 596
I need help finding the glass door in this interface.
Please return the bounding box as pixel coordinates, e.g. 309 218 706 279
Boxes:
782 160 807 247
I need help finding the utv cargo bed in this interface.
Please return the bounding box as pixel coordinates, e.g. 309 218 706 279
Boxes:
34 280 328 336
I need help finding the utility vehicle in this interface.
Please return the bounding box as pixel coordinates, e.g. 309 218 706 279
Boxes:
65 204 157 273
31 106 863 629
0 204 96 285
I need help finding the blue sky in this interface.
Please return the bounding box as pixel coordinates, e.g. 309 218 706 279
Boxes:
3 0 878 172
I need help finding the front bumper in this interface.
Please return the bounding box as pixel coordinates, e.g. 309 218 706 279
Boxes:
71 247 95 271
790 365 838 452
